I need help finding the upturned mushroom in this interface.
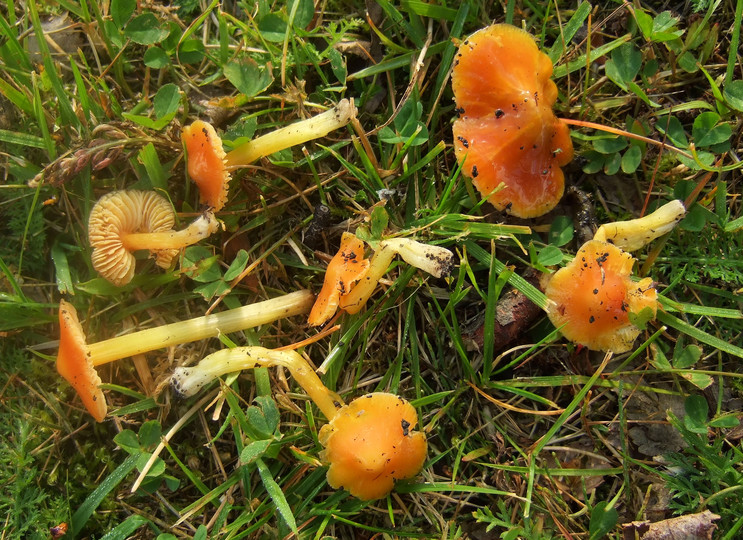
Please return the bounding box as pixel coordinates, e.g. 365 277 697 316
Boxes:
182 99 357 211
308 234 454 326
55 290 314 422
88 190 219 287
171 347 427 500
544 239 657 353
543 200 686 352
452 24 574 218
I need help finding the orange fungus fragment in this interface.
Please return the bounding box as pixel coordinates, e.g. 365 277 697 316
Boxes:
182 120 229 211
545 240 657 353
308 232 370 326
56 300 107 422
452 24 574 218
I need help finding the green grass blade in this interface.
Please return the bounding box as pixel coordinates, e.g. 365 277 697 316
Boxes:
656 310 743 359
256 458 298 534
71 454 139 537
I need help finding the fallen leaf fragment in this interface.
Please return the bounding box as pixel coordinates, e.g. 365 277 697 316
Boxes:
622 510 720 540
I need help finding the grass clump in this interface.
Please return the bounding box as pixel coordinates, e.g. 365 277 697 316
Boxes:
1 0 743 538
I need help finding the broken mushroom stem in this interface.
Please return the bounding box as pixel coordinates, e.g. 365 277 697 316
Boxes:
87 290 314 367
340 238 453 315
224 99 357 168
593 199 686 252
171 346 342 420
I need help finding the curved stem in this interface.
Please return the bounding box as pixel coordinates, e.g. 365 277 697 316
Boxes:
88 290 314 366
225 99 357 167
559 118 694 160
171 346 342 420
122 211 219 252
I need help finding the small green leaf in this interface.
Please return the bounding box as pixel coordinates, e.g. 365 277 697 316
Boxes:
240 439 272 464
370 206 389 240
681 371 714 390
111 0 136 29
593 137 628 154
259 13 288 42
138 420 162 448
679 203 709 232
125 13 170 45
673 344 702 369
683 394 709 434
223 58 274 98
224 250 250 281
708 415 740 428
692 111 732 147
153 83 181 119
182 247 222 282
144 46 170 69
548 216 574 247
246 396 281 438
589 501 618 540
621 145 642 173
288 0 314 29
328 48 347 84
177 39 205 64
678 51 698 73
136 453 166 477
723 80 743 111
628 306 655 330
603 151 622 175
605 43 641 88
537 245 563 266
113 430 141 454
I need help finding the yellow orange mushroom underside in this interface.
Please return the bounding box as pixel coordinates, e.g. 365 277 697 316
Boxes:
544 240 657 353
452 24 573 218
320 392 427 501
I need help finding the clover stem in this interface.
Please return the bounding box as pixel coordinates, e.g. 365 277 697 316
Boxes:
171 346 342 420
559 118 693 160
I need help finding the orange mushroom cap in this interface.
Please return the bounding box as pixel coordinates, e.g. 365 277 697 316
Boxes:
319 392 427 500
452 24 574 218
182 120 230 211
544 240 657 353
57 300 106 422
308 232 370 326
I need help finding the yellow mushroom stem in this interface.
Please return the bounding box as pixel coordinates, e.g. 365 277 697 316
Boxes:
121 211 219 252
171 347 342 420
593 199 686 252
340 238 453 314
225 99 357 167
87 290 314 367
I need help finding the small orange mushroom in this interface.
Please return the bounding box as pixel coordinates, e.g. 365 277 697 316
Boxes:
182 100 357 211
55 291 314 422
307 232 370 326
544 240 657 353
57 300 106 422
171 348 427 500
181 120 230 211
452 24 574 218
88 190 218 286
319 392 427 501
